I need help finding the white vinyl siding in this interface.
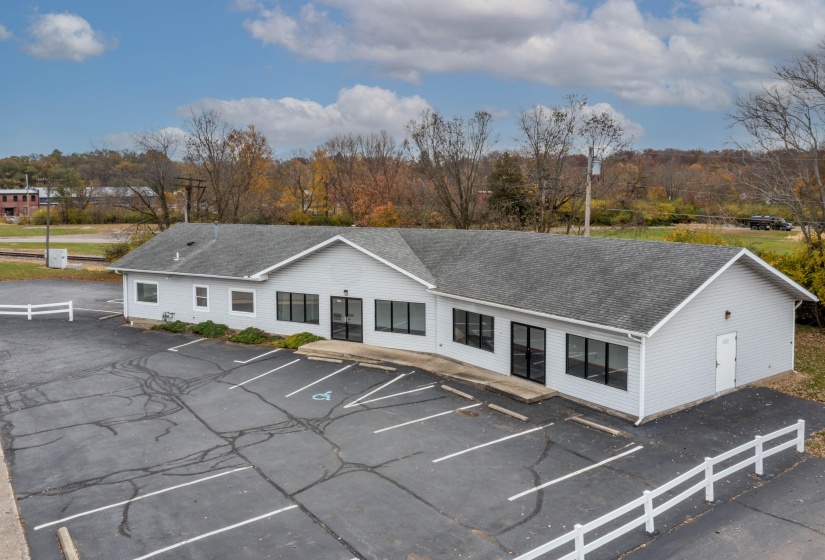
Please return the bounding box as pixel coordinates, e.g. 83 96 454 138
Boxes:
644 260 795 416
435 295 640 415
123 242 437 354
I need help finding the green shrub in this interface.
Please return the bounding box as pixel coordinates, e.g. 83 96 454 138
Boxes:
151 320 191 333
665 227 730 246
228 327 276 344
273 331 325 348
191 320 229 338
104 242 131 262
103 231 155 262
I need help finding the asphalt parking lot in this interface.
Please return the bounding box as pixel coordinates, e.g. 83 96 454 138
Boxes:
1 280 824 560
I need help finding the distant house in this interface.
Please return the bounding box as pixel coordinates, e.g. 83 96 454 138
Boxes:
110 224 817 423
0 189 39 218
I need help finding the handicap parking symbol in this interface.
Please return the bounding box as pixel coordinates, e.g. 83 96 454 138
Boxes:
312 391 332 401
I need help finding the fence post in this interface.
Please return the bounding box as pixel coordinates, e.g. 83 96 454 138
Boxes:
27 304 32 320
574 524 585 560
797 420 806 453
704 457 714 502
643 490 655 534
755 435 764 476
69 301 73 322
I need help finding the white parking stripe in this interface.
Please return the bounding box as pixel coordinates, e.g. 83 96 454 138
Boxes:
229 359 301 389
285 364 354 397
343 374 406 409
233 349 280 364
374 403 482 433
507 445 644 501
348 384 435 407
168 339 205 352
34 467 252 530
432 424 554 463
131 505 298 560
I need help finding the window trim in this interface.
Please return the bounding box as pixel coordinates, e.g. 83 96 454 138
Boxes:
565 334 628 391
134 280 159 306
193 284 209 312
229 288 256 317
276 291 320 324
374 299 426 336
452 308 494 352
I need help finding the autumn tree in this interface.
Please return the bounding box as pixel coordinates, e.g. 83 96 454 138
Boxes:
276 150 325 217
184 110 274 223
406 109 497 229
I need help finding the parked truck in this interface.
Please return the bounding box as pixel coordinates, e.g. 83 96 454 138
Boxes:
748 215 793 231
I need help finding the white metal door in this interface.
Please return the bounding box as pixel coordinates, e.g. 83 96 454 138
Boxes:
716 332 737 392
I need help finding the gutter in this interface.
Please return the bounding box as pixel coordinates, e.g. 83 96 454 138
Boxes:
627 333 647 426
109 268 268 282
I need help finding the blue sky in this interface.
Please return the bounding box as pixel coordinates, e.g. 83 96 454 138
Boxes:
2 1 825 158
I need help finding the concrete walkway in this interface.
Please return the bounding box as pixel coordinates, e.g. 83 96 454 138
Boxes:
0 444 30 560
297 340 556 403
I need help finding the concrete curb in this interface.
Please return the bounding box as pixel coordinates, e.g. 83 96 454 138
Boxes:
568 416 624 437
488 403 529 422
442 385 475 401
306 356 343 363
0 442 31 560
358 363 397 372
57 527 81 560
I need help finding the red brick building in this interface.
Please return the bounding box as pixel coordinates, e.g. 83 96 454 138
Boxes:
1 190 39 218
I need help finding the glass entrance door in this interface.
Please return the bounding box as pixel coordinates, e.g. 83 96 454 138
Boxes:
511 322 546 384
331 297 363 342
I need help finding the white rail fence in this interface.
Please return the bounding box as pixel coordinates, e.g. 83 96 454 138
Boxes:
516 420 806 560
0 301 73 321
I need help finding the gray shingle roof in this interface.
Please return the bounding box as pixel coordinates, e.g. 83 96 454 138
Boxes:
111 223 807 334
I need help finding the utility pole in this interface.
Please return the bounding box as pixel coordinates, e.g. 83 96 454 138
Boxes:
584 146 602 238
174 177 206 223
585 146 593 237
35 177 51 267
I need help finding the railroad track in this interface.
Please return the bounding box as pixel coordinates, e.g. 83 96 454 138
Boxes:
0 250 107 263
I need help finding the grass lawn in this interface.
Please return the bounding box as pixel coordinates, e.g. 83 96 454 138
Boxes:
0 223 114 237
593 227 803 255
0 260 118 282
0 241 107 256
756 325 825 456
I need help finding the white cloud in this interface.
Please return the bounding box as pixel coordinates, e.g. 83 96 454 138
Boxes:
100 127 189 151
241 0 825 110
177 85 431 148
581 102 645 143
25 13 115 61
0 24 12 41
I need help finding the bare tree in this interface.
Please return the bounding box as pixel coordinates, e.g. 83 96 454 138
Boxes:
184 110 273 222
112 129 183 230
406 109 497 229
323 134 360 217
730 45 825 250
517 96 583 231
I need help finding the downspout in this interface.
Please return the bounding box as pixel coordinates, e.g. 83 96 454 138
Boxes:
793 301 803 371
122 271 128 319
628 333 647 426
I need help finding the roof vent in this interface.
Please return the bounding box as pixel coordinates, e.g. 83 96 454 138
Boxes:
174 252 179 261
214 222 219 240
187 241 195 246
